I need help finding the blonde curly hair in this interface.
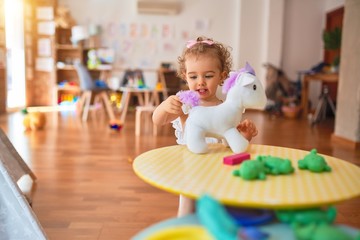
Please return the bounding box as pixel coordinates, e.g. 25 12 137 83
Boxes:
177 36 232 82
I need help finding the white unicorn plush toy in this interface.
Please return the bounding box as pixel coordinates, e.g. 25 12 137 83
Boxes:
182 62 267 154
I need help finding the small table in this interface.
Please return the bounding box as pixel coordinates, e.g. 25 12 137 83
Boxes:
118 87 162 124
301 73 338 118
133 144 360 209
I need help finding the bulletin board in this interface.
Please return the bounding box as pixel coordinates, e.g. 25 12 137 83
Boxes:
98 19 211 69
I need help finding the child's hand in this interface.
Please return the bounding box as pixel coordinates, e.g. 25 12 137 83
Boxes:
237 119 258 141
152 95 184 126
161 95 183 115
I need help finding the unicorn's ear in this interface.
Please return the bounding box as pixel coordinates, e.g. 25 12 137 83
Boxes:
239 73 255 86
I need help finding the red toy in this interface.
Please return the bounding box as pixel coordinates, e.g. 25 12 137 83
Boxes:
223 152 250 165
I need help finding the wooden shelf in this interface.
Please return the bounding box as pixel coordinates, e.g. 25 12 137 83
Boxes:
57 85 80 92
56 44 81 50
55 27 84 105
57 65 76 70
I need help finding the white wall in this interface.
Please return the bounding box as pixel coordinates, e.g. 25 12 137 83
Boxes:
59 0 239 70
237 0 267 84
60 0 344 93
334 0 360 142
236 0 285 85
264 0 285 70
325 0 345 11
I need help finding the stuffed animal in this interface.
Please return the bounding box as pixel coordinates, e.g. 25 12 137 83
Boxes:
183 63 267 154
23 112 46 131
55 6 76 29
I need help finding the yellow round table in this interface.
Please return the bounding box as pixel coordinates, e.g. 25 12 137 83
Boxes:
133 144 360 209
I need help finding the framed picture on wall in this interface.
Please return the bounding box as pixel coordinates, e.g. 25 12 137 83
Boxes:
37 21 55 35
36 7 53 20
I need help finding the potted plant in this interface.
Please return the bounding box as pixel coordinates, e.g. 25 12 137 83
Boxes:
323 27 342 70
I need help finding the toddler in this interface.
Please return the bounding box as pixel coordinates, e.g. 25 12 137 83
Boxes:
152 36 258 216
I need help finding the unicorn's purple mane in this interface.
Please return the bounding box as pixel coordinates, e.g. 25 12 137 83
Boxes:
222 62 256 94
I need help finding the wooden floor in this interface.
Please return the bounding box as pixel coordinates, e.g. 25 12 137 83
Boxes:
0 109 359 239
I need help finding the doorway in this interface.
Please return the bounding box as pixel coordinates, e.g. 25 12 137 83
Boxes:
5 0 26 109
323 6 343 103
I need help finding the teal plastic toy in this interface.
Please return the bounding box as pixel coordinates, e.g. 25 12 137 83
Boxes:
197 194 238 240
257 155 295 175
233 159 267 180
298 149 332 173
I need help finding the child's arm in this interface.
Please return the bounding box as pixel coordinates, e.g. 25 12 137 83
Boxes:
237 119 258 141
152 95 184 126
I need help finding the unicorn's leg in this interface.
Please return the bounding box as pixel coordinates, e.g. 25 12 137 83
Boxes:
185 124 208 154
223 128 249 153
221 138 229 147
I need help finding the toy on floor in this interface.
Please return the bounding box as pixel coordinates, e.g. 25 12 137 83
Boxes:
232 159 267 180
257 155 295 175
22 109 46 131
109 120 123 131
298 149 332 173
223 152 251 165
184 63 267 154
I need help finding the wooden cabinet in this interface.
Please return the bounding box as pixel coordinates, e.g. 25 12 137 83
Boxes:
23 1 108 106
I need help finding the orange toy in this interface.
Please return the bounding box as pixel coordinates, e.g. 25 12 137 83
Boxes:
23 112 46 131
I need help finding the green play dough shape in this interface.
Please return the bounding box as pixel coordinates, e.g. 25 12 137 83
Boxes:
298 149 332 173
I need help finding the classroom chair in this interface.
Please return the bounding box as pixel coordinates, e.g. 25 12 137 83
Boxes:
74 62 115 122
135 105 157 136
